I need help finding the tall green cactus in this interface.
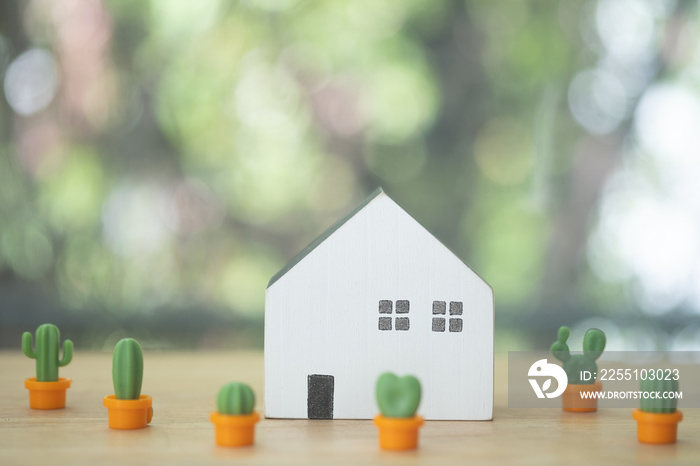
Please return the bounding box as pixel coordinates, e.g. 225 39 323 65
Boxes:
640 378 679 413
217 382 255 415
551 326 606 385
112 338 143 400
22 324 73 382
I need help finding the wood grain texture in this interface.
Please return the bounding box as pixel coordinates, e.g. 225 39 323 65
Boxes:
1 351 697 465
265 191 494 420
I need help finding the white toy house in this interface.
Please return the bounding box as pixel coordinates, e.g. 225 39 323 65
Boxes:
264 188 494 420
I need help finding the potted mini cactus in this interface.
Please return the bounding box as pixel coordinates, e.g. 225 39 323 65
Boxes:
551 326 606 412
373 372 424 451
22 323 73 409
633 378 682 444
103 338 153 429
210 382 260 447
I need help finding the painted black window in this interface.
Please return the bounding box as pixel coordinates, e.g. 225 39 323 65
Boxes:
378 300 410 331
432 300 463 332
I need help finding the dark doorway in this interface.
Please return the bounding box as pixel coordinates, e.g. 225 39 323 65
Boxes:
307 374 334 419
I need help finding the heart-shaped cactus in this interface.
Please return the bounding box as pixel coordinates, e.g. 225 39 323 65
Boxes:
217 382 255 416
376 372 421 418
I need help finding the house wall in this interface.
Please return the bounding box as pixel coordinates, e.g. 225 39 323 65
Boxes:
265 193 494 420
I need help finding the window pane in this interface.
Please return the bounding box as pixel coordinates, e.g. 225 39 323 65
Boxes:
449 301 463 315
432 317 445 332
395 317 410 331
396 300 410 314
378 300 393 314
378 317 392 330
449 318 463 332
432 301 446 315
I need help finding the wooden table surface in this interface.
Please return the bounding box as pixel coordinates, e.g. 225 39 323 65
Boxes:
1 351 698 465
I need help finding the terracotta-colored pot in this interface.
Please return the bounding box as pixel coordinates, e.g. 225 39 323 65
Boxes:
374 414 424 451
210 411 260 447
562 381 602 412
633 408 682 444
104 395 153 430
25 377 71 410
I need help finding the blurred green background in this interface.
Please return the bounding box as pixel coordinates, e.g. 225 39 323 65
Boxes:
1 0 700 352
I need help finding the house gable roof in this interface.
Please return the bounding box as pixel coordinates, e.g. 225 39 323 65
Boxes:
267 187 385 288
267 187 492 293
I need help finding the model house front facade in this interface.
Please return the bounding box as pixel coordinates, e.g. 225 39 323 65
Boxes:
264 189 494 420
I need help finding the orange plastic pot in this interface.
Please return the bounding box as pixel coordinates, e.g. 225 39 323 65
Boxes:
210 411 260 447
374 414 424 451
562 381 602 412
25 377 71 409
633 408 682 444
104 395 153 430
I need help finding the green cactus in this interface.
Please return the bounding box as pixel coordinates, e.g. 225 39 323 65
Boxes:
376 372 421 418
551 326 606 385
22 324 73 382
217 382 255 415
112 338 143 400
640 377 679 413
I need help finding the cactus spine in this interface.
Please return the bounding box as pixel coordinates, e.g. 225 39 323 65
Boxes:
551 326 606 385
22 324 73 382
640 378 679 413
112 338 143 400
217 382 255 415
